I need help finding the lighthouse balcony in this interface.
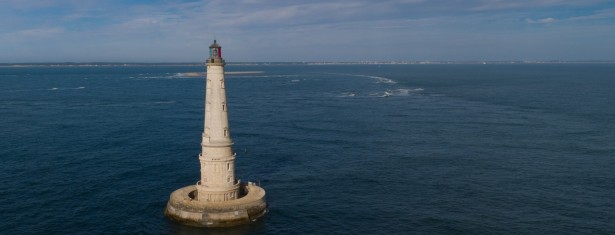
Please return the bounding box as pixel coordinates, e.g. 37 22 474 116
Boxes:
198 153 236 161
196 179 241 189
195 180 241 202
206 58 226 65
201 140 233 147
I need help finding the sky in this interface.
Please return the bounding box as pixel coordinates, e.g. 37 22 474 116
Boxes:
1 0 615 62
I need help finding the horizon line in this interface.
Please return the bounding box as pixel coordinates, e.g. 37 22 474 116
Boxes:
2 60 615 66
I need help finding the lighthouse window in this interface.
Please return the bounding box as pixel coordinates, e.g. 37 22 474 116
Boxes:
222 103 226 111
220 80 225 88
224 129 228 137
227 163 230 170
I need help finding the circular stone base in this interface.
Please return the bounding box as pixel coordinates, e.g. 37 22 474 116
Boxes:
164 183 267 227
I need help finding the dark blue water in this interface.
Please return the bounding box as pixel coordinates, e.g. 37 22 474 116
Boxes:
1 64 614 234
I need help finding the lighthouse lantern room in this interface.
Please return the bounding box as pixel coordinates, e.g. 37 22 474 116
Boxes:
208 40 223 63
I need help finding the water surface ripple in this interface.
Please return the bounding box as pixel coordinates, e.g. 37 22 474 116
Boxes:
1 64 614 234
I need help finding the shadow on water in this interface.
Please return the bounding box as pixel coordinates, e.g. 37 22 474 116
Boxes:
165 217 268 235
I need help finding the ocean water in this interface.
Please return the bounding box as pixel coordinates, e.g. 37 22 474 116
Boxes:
1 63 614 234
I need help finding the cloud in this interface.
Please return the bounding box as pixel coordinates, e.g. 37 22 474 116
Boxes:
567 8 615 21
1 27 65 40
526 17 558 24
1 0 615 62
471 0 602 11
0 0 58 9
212 2 367 29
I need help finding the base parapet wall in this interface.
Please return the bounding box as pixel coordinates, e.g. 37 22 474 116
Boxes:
164 183 267 227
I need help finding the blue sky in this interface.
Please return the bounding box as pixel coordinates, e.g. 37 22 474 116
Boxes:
1 0 614 62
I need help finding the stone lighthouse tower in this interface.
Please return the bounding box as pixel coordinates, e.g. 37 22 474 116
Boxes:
196 40 240 202
165 40 267 227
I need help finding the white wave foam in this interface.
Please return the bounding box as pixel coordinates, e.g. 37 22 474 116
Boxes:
325 73 398 84
131 73 188 79
48 87 85 91
396 89 410 95
368 75 397 84
135 72 287 80
370 88 425 97
339 92 357 97
395 88 424 95
136 75 180 79
369 91 393 98
173 72 203 78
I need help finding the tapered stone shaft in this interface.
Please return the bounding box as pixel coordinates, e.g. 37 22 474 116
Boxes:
196 40 240 202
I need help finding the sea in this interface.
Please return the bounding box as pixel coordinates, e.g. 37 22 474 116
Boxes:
1 63 614 234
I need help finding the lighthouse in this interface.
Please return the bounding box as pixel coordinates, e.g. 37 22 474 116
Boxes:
165 40 267 227
197 40 240 202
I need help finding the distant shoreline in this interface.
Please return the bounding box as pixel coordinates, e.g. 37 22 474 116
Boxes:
1 61 615 67
181 71 264 77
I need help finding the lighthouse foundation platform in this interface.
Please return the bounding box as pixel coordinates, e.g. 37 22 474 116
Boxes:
164 183 267 227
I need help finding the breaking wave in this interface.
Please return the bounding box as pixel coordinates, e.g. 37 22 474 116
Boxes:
325 73 397 84
369 88 424 98
48 86 85 91
367 75 397 84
